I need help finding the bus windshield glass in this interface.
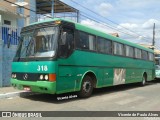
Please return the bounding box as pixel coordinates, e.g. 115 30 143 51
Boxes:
15 26 59 59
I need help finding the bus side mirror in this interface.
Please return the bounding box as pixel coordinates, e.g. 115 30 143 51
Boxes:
60 32 68 45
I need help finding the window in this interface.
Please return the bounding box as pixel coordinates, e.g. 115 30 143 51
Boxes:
89 35 96 51
125 45 134 57
135 48 142 59
142 50 148 60
4 20 11 25
148 53 154 61
76 31 96 51
18 27 58 58
59 27 74 57
114 42 124 56
97 37 112 54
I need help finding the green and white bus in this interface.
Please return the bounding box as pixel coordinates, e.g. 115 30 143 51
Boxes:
155 56 160 79
11 18 155 97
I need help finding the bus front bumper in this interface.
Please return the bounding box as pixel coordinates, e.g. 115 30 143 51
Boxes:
11 79 56 94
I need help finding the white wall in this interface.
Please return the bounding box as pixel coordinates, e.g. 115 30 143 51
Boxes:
0 12 17 27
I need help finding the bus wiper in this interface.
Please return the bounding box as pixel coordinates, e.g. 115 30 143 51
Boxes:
17 42 22 61
25 29 36 57
7 34 22 61
26 38 34 57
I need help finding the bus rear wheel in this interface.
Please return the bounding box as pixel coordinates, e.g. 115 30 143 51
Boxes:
78 75 93 98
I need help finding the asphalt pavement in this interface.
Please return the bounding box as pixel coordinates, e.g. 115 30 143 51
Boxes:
0 86 32 99
0 80 160 120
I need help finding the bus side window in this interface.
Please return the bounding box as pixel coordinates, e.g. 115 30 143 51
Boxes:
97 37 104 53
88 35 96 51
97 37 112 54
142 50 148 60
59 28 74 58
76 31 96 51
149 53 154 61
113 42 124 56
125 45 134 58
135 48 142 59
78 31 89 50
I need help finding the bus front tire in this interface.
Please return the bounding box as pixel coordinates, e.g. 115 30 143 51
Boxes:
78 75 93 98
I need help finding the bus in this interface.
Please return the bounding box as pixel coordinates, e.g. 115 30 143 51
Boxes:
155 56 160 79
11 18 155 98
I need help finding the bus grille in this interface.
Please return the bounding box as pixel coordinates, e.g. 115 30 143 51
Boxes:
12 72 40 81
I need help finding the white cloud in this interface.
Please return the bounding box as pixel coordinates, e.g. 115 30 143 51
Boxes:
117 23 138 30
80 19 142 43
61 0 160 49
116 0 160 10
117 19 160 45
81 19 96 27
80 18 160 46
95 2 113 17
142 19 160 29
80 19 116 33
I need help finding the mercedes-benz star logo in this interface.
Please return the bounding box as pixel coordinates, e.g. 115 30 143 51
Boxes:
23 74 28 80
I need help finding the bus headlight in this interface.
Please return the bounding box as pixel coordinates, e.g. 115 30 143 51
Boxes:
12 74 16 79
39 75 44 80
39 74 56 81
44 75 49 80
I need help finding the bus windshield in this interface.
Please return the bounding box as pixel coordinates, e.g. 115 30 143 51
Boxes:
15 26 58 59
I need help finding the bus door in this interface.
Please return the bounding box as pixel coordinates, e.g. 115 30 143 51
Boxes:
57 26 76 93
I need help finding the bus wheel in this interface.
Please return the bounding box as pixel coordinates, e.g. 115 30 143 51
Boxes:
141 74 147 86
78 75 93 98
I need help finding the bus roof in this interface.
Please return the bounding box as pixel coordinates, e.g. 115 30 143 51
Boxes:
28 18 153 53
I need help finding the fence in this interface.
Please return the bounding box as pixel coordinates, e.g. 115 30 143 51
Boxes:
0 25 21 87
1 25 20 45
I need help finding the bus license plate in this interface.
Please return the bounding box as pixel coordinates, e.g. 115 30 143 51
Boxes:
24 86 31 91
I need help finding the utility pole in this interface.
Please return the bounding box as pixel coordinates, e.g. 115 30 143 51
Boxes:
152 23 155 50
51 0 54 18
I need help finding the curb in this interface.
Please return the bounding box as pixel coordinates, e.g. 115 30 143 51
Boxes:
0 91 32 99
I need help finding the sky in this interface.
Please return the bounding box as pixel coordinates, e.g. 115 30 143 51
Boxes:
59 0 160 49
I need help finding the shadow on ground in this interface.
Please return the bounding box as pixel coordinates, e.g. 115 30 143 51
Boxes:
20 79 160 104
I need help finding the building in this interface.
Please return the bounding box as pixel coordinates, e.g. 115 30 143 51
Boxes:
0 0 78 87
110 33 119 37
139 44 160 55
0 0 36 27
0 0 36 87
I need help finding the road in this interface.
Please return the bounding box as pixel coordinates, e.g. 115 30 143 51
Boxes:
0 80 160 120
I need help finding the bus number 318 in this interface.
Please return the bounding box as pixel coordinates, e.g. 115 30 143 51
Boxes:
37 65 48 71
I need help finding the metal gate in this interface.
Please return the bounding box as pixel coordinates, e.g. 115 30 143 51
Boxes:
0 26 21 87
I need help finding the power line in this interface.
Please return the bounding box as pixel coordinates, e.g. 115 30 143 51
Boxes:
80 13 137 37
70 0 148 36
80 13 151 43
81 14 150 44
3 0 153 44
69 0 152 41
155 45 160 48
